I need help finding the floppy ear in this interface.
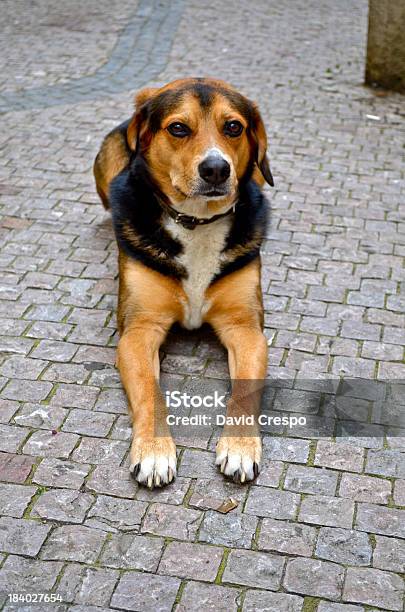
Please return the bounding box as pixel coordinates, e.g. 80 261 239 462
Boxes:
250 103 274 187
126 87 158 151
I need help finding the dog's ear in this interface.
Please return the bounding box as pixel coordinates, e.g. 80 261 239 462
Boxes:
127 87 158 151
250 103 274 187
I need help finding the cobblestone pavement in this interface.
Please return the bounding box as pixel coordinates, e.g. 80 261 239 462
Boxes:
1 0 405 610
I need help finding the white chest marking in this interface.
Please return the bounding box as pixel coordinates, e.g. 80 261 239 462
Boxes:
165 216 231 329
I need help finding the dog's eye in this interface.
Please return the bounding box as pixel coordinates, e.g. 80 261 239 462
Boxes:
224 120 243 137
167 122 191 138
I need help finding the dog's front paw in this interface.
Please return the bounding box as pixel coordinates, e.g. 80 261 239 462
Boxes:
129 436 177 489
216 435 261 483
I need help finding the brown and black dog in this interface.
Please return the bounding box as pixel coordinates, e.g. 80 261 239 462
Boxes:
94 77 273 489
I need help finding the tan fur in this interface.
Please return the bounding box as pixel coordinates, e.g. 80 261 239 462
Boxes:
117 255 266 486
204 260 266 479
116 254 186 486
94 78 270 488
144 92 251 211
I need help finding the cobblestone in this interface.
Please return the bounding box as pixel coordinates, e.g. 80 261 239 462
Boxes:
86 494 146 532
41 525 106 563
136 476 190 505
317 604 364 612
245 486 300 519
62 408 115 437
50 384 99 409
93 388 128 414
343 567 404 611
0 356 48 380
263 436 310 463
142 502 202 540
23 430 80 458
283 557 344 599
0 400 18 424
31 489 94 523
0 517 51 557
32 458 90 489
57 564 119 607
111 572 181 612
177 582 239 612
315 527 372 566
242 590 304 612
339 472 391 504
314 440 364 472
0 483 37 518
284 464 338 495
366 449 405 478
258 518 317 557
299 495 355 528
178 449 218 478
1 0 404 609
42 363 89 384
100 533 164 571
158 542 223 581
373 535 405 573
0 452 36 483
0 424 30 452
30 340 78 362
355 503 405 538
393 479 405 505
187 479 242 511
222 549 285 590
85 464 137 498
255 459 284 488
2 380 53 402
199 510 258 548
17 404 67 432
71 436 128 465
0 556 63 597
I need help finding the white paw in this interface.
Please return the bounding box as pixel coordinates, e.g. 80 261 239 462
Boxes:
129 437 177 489
216 436 261 483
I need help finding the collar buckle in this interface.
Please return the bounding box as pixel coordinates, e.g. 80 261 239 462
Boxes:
175 213 199 230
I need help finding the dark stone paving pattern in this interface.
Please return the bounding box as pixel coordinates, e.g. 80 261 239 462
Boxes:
0 0 135 93
0 0 405 610
0 0 185 113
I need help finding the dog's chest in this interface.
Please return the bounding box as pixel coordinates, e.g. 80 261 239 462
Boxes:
165 217 231 329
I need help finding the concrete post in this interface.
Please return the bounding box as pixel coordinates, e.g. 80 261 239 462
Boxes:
365 0 405 93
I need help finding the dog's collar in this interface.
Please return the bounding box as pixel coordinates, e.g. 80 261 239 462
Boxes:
157 197 237 230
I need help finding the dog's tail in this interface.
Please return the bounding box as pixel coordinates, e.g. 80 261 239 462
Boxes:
93 152 110 210
93 120 132 211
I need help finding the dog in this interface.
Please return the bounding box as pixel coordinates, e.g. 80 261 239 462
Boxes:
93 77 273 489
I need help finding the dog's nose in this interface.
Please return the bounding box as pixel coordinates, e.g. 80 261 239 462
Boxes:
198 156 230 185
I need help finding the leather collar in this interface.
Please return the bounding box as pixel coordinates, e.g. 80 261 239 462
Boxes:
157 197 236 230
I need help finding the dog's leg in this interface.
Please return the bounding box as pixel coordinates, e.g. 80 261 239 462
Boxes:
117 256 183 488
205 259 267 483
117 323 176 488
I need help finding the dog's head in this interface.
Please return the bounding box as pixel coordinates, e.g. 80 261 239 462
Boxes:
127 78 273 213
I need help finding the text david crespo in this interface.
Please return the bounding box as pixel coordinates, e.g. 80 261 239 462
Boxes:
164 391 307 428
166 414 307 427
